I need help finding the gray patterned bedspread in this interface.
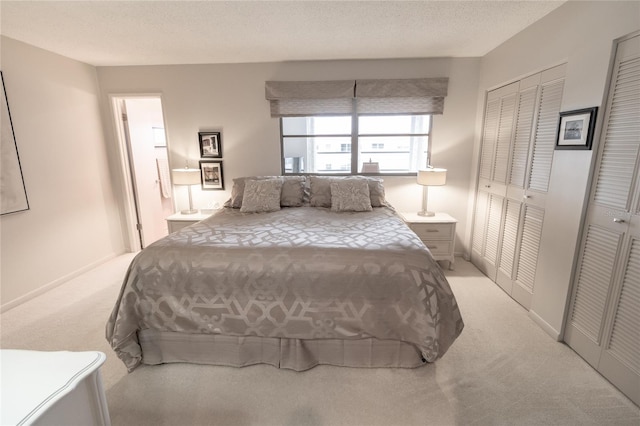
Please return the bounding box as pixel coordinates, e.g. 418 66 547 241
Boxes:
106 206 464 371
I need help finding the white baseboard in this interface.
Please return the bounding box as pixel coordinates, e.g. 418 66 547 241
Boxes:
0 253 118 313
529 309 562 341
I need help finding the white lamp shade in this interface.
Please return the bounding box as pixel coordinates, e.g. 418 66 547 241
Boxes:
417 168 447 186
172 168 201 185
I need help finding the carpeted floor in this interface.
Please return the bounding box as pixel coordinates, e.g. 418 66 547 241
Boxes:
1 254 638 425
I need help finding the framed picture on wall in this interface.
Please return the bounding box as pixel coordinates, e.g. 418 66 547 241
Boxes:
1 71 30 215
199 131 222 158
555 107 598 150
200 160 224 190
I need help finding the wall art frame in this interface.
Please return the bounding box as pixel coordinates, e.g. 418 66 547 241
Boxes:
199 131 222 158
555 107 598 150
1 71 30 215
199 160 224 190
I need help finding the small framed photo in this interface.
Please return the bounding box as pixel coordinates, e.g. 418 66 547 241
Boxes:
556 107 597 150
200 160 224 190
199 131 222 158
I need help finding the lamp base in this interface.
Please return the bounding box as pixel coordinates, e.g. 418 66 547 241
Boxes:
417 211 436 217
180 209 198 215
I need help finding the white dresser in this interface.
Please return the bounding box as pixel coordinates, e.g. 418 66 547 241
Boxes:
1 350 110 426
400 212 457 270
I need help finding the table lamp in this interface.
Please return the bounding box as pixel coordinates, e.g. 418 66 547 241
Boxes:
417 167 447 217
172 167 201 214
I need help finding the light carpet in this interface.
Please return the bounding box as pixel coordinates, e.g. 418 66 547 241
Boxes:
1 254 638 426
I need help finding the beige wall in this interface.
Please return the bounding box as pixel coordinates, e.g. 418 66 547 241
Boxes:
0 37 124 308
472 1 640 338
97 57 481 255
4 1 635 320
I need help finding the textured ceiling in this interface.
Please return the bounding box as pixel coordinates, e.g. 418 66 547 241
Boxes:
0 1 565 66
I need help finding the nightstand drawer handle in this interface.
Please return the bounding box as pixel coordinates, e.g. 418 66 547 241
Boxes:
425 229 439 233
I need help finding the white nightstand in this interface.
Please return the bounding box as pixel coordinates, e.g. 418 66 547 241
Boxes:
166 210 215 233
400 212 457 270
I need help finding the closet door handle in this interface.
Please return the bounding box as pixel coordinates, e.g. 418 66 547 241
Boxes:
523 195 531 199
613 218 626 223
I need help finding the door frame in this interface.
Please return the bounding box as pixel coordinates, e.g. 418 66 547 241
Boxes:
109 93 174 252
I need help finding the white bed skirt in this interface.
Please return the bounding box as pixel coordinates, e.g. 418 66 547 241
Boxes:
138 330 426 371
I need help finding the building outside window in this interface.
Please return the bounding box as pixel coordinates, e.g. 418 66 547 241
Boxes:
281 114 431 175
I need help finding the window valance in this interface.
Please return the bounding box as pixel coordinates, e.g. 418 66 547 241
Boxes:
355 78 448 114
355 78 448 98
265 80 355 116
265 80 355 100
265 78 448 117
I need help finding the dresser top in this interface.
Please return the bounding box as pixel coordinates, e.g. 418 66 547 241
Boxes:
1 350 106 425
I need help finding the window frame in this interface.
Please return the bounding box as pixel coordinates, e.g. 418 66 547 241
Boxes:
280 111 432 177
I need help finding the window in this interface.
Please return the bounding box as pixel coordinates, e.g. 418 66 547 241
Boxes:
266 78 447 175
281 114 431 175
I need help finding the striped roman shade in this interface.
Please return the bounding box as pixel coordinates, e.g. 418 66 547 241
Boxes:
355 78 448 114
265 78 448 117
265 80 355 116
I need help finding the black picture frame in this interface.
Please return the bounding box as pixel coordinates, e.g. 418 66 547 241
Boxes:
555 107 598 150
198 131 222 158
199 160 224 190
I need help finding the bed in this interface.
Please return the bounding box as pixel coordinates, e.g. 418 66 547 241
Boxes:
106 176 464 372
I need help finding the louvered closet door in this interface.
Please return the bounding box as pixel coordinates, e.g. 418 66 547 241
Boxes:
511 205 544 308
478 82 518 194
471 191 505 281
527 73 564 197
498 75 539 293
493 94 517 184
479 98 500 181
471 190 489 263
473 82 518 279
507 78 539 191
564 32 640 406
483 194 505 280
496 199 522 294
496 65 566 307
598 230 640 405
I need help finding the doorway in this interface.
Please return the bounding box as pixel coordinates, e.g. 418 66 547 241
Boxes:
112 95 173 251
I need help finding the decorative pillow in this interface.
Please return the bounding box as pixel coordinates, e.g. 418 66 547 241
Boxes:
309 176 335 207
226 176 306 208
366 178 386 207
309 176 386 208
330 179 373 212
240 179 284 213
280 176 306 207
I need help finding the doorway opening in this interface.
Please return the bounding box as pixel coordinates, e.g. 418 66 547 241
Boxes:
111 95 173 251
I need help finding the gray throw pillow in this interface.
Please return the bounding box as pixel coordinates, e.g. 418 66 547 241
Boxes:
227 176 306 208
330 179 373 212
240 179 284 213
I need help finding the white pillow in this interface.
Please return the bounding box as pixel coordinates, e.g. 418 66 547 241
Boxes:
240 179 284 213
330 179 372 212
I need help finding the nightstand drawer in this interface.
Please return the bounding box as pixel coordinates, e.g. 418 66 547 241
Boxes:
166 211 215 234
168 220 197 233
409 223 455 241
424 241 452 256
